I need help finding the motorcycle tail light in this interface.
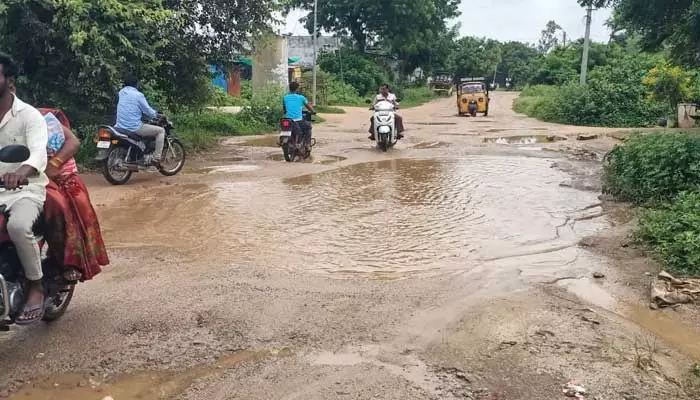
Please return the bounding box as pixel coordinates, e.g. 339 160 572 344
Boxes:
98 128 111 139
281 120 292 129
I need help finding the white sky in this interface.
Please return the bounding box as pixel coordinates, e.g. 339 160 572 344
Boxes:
281 0 612 44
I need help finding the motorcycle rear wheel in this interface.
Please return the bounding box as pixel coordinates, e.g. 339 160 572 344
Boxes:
42 284 75 322
281 142 293 162
102 146 132 185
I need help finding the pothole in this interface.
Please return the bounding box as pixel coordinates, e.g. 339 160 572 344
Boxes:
202 165 260 173
8 349 292 400
483 135 567 145
410 122 458 126
411 141 451 149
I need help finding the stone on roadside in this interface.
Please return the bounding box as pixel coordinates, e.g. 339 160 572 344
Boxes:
577 134 598 141
593 272 605 279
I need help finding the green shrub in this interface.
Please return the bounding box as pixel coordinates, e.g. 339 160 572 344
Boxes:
635 191 700 276
396 86 438 108
602 133 700 203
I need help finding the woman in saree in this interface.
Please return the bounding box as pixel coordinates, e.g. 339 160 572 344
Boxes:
38 108 109 281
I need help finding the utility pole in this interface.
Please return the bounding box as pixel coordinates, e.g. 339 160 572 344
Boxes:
580 5 593 85
562 31 567 47
312 0 318 104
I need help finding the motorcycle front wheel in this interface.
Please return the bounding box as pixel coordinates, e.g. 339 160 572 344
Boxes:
158 138 186 176
103 146 132 185
42 284 75 322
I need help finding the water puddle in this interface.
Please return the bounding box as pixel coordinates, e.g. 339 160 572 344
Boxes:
564 279 700 359
316 155 347 165
201 165 260 173
410 122 458 126
9 349 291 400
484 135 567 145
100 156 607 280
411 141 451 149
241 135 279 147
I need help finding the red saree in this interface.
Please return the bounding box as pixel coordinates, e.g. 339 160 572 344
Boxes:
39 108 109 280
44 172 109 280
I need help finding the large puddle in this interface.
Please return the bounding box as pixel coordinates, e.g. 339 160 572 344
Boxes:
101 156 606 281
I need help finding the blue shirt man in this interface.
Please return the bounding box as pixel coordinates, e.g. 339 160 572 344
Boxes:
115 85 158 132
283 81 315 120
114 76 166 164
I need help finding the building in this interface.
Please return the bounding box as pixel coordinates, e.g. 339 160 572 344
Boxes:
287 36 341 68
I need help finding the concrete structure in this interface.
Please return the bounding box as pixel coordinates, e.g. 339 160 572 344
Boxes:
288 36 340 68
678 103 698 129
252 35 289 91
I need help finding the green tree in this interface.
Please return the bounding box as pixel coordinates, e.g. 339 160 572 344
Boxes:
499 41 542 88
538 20 562 54
450 37 501 79
317 49 390 96
642 60 694 116
0 0 172 120
582 0 700 66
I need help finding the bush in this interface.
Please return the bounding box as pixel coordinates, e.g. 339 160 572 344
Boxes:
602 133 700 203
635 191 700 276
395 86 438 108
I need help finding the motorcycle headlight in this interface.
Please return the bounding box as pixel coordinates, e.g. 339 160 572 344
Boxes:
378 126 391 134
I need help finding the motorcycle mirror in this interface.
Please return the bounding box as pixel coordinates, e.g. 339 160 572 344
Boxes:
0 145 30 163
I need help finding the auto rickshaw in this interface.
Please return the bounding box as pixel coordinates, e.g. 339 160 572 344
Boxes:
457 77 489 117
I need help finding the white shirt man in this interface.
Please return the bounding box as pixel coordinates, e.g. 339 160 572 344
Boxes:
0 53 48 324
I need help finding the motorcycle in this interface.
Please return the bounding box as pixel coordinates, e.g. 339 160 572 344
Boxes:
371 100 399 152
0 145 77 330
95 115 186 185
277 111 315 162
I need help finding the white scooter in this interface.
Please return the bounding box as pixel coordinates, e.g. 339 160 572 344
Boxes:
371 100 398 152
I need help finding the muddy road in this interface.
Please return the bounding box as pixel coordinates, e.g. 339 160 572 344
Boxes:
2 92 699 399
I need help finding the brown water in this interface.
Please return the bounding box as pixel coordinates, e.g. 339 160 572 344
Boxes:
101 156 606 281
9 350 290 400
483 135 567 145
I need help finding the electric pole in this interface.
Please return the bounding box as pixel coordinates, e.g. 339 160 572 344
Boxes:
580 5 593 85
312 0 318 104
562 31 567 47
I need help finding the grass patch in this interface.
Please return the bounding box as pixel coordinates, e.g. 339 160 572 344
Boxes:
603 132 700 203
635 191 700 276
397 86 440 108
604 132 700 277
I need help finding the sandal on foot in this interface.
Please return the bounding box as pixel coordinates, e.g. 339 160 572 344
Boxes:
16 301 45 326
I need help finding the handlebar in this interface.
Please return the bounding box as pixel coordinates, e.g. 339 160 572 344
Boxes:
0 179 29 189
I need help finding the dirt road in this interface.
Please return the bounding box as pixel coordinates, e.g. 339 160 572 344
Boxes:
1 92 699 399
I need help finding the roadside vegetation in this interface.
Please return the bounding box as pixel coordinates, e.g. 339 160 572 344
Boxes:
603 133 700 276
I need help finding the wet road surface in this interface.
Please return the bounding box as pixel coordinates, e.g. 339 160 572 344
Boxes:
2 92 699 399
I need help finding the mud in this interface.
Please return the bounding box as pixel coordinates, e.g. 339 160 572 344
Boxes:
1 93 698 400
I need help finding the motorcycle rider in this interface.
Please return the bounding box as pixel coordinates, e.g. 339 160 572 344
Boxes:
368 83 404 141
115 75 164 166
282 81 316 147
0 53 49 325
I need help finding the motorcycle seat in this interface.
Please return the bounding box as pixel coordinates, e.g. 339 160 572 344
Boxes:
113 127 145 141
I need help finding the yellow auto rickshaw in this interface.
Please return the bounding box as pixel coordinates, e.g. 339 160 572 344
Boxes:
457 77 489 117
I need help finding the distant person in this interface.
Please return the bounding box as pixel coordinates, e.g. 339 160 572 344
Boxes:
115 75 164 166
282 81 316 147
368 83 404 140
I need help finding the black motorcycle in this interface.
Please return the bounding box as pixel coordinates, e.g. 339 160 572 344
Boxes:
95 115 186 185
277 111 316 162
0 145 77 329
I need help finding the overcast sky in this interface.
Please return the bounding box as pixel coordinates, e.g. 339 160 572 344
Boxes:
281 0 612 44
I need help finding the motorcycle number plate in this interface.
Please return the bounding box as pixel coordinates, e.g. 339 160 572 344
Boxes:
279 131 292 137
96 141 111 149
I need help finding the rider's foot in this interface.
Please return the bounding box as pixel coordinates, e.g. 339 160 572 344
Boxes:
398 133 404 139
16 282 45 325
368 134 376 141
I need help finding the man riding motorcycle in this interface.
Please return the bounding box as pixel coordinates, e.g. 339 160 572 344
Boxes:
282 81 316 148
115 75 164 166
368 83 405 140
0 53 49 325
